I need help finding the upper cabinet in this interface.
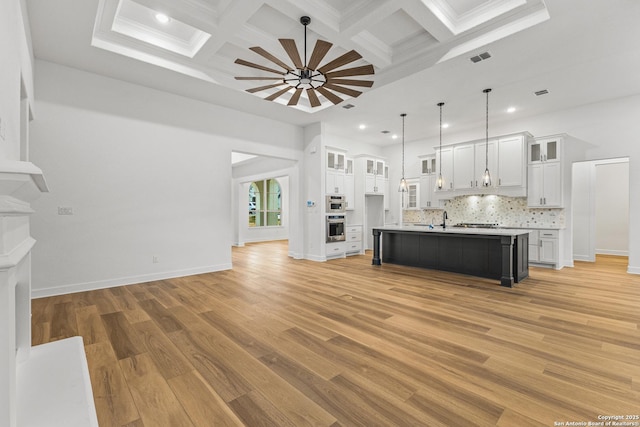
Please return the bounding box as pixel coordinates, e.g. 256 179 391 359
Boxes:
419 155 444 209
344 158 355 210
326 148 346 194
364 157 385 194
421 157 436 174
529 138 559 164
430 132 529 198
527 136 563 207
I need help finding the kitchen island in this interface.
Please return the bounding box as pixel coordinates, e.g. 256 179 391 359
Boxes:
372 225 529 287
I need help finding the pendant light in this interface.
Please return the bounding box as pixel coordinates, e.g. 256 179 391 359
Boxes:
398 113 408 192
436 102 445 190
481 88 492 187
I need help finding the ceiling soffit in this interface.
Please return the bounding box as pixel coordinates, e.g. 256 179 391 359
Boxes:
92 0 549 113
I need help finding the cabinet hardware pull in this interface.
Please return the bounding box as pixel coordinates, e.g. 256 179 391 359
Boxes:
543 197 546 204
499 178 501 185
540 198 542 205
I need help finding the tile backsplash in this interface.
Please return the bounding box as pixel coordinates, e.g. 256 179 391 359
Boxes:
403 196 564 229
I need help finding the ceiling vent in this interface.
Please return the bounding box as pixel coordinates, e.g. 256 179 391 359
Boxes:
470 52 492 63
342 104 356 109
535 89 549 96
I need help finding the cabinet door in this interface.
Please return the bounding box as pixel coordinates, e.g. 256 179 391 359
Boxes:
542 162 562 206
453 144 475 189
419 175 432 208
497 137 524 187
404 183 419 209
528 230 540 262
365 175 376 193
336 153 345 170
529 142 542 163
344 175 355 210
436 148 454 190
475 140 497 187
325 170 338 194
366 159 375 175
528 164 544 206
544 140 559 162
539 238 557 263
376 160 384 177
327 151 336 169
345 158 353 175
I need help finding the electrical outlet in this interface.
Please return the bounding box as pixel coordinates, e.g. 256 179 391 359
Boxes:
152 256 159 264
57 207 73 215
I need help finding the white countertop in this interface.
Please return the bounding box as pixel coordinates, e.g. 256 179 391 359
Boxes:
374 224 531 236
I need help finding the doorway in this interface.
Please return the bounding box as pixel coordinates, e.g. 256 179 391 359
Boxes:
572 157 629 262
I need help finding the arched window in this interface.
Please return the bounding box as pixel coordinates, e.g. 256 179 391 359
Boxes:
249 178 281 227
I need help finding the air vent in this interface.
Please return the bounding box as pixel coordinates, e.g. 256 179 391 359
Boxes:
470 51 491 63
342 104 355 109
535 89 549 96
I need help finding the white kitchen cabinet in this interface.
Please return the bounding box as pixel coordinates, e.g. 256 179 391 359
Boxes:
345 225 363 255
528 162 561 207
529 138 559 164
474 141 498 188
529 229 559 267
528 136 563 207
497 136 525 187
384 165 390 210
364 158 385 194
453 143 475 190
419 155 443 208
344 158 354 210
403 181 419 209
326 148 346 194
434 147 453 193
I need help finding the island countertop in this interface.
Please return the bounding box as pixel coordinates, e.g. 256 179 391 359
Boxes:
374 224 531 237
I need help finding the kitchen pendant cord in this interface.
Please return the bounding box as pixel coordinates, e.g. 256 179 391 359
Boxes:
485 89 490 171
437 102 444 189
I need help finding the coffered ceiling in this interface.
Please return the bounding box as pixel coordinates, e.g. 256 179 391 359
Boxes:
26 0 640 145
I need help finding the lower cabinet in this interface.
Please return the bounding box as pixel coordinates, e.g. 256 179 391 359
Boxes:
529 229 559 268
326 241 346 259
345 225 363 256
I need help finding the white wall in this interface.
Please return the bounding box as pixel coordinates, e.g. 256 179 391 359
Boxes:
383 94 640 273
29 60 304 297
596 161 629 255
572 161 594 261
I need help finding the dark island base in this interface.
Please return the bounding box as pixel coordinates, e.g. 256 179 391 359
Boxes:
372 230 529 287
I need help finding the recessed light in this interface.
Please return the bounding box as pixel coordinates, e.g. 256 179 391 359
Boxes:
392 134 398 139
442 123 449 129
359 124 366 130
155 13 170 24
507 107 516 113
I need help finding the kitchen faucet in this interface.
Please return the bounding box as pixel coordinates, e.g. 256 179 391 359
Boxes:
442 211 448 229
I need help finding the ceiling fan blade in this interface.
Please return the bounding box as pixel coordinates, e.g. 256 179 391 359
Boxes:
288 88 303 106
307 40 333 70
249 47 291 71
318 50 362 73
265 86 292 101
235 77 284 81
323 83 362 98
326 78 374 87
279 39 303 69
246 82 287 93
325 64 375 78
307 89 321 108
316 87 344 105
235 59 285 75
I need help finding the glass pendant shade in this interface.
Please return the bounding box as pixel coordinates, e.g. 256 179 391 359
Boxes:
398 177 408 192
482 168 491 186
398 113 408 192
437 173 443 190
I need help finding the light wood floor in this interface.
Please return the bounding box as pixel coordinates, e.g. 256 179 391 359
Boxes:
32 242 640 426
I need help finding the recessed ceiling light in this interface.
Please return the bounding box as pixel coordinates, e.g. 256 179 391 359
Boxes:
359 124 366 130
442 123 449 129
155 13 170 24
392 134 398 139
507 107 516 113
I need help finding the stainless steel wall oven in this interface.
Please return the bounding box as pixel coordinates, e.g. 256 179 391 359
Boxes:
326 215 346 242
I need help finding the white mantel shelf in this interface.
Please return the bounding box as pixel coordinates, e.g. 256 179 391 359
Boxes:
0 160 98 427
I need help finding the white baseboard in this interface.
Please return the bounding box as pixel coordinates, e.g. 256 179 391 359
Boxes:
628 265 640 275
31 263 232 298
596 249 629 256
305 254 327 262
573 255 595 262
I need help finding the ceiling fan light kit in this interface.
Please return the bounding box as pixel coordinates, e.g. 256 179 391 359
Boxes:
235 16 374 108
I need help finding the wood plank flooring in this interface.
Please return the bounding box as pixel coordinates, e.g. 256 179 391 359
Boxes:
32 242 640 426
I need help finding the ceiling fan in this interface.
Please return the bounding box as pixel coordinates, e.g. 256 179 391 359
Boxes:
234 16 374 108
